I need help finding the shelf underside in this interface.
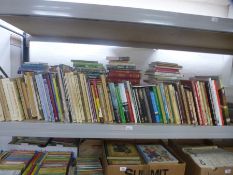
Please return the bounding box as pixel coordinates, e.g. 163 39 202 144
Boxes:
0 122 232 139
1 15 233 54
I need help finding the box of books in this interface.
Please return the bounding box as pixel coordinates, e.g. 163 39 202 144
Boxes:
210 139 233 153
169 140 233 175
137 144 185 175
79 139 103 157
103 141 148 175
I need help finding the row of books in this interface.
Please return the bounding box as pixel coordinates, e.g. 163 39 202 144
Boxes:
0 61 231 125
105 142 178 165
0 150 72 175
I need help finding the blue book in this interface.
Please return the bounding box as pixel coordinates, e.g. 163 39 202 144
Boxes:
149 90 160 123
43 79 55 122
35 74 49 121
159 83 170 123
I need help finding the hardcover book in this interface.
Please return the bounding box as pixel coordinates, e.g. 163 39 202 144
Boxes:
137 145 178 164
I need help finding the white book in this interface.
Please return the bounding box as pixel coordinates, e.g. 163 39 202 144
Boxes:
209 79 222 126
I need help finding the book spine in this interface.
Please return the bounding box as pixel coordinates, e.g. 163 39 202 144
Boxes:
156 86 167 124
213 80 224 126
87 80 97 123
125 87 135 123
132 88 142 123
57 67 70 122
159 83 170 124
108 71 140 79
100 75 114 123
191 81 203 125
46 74 59 122
126 81 138 123
142 88 152 123
209 79 222 126
152 87 162 123
108 83 121 123
164 85 173 124
118 83 130 123
35 75 48 121
180 85 191 124
115 85 126 123
218 87 230 125
149 89 159 123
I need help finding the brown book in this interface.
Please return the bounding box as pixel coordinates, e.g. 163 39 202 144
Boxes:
0 79 10 121
97 83 108 123
21 81 32 119
16 78 29 119
180 85 191 125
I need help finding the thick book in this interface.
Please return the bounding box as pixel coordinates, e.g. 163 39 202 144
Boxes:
115 85 126 123
137 145 178 164
108 70 141 79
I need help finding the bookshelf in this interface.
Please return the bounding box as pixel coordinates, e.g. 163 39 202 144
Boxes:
0 122 232 139
0 1 233 139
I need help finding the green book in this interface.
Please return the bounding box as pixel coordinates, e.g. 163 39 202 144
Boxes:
115 86 126 123
152 87 163 123
156 86 167 124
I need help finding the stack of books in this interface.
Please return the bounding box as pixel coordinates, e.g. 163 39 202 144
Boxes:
105 142 142 165
144 61 183 84
0 150 35 173
18 62 49 73
75 157 103 175
136 145 178 164
106 56 140 85
36 152 72 175
72 60 105 78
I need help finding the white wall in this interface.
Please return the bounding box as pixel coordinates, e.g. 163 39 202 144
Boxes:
0 20 23 77
0 27 11 77
30 41 233 86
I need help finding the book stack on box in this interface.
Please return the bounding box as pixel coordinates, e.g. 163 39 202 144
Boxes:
75 157 103 175
105 142 142 165
72 60 105 78
106 56 140 85
144 61 183 84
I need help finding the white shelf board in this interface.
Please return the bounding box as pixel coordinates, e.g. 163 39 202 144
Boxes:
0 122 232 139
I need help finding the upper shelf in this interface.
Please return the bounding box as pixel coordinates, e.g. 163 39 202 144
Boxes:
0 0 233 54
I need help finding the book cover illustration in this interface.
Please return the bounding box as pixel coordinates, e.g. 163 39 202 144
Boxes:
107 143 140 159
137 145 178 164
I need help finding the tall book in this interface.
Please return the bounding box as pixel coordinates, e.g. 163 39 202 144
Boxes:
0 79 10 121
118 83 130 123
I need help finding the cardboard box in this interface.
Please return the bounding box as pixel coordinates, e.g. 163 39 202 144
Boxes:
210 139 233 153
169 139 233 175
103 140 185 175
79 139 103 157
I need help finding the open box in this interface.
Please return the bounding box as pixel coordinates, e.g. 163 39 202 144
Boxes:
103 140 185 175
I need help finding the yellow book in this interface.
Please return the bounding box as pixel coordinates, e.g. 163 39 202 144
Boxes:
0 79 10 121
64 73 76 122
164 85 173 124
16 78 29 119
97 84 108 123
91 84 103 123
52 75 64 122
12 80 25 121
100 75 114 123
79 73 92 122
168 85 181 124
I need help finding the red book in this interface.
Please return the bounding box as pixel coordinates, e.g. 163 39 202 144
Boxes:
107 77 140 85
45 74 59 122
108 70 141 79
125 88 135 123
214 80 224 125
191 81 203 125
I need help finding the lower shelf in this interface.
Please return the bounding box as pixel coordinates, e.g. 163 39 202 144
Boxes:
0 122 232 139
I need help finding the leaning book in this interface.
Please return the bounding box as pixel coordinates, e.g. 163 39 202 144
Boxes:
137 145 178 164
